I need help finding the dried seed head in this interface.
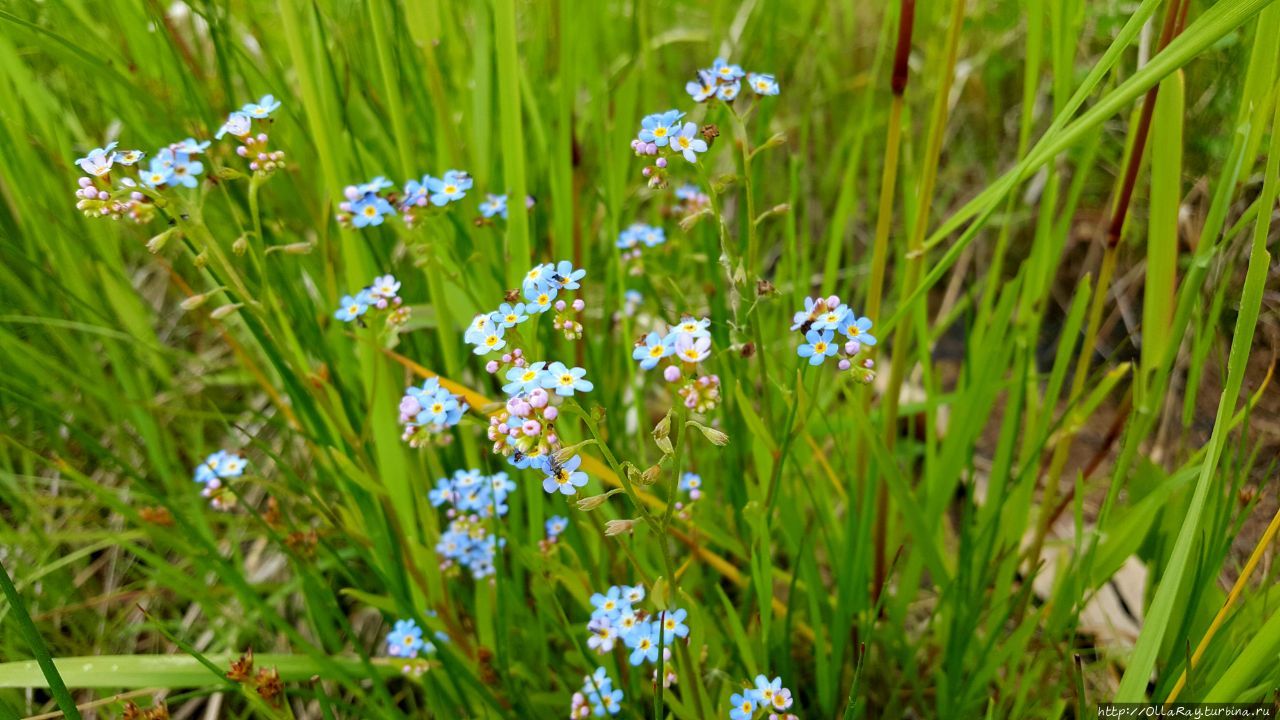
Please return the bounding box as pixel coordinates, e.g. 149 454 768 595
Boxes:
700 124 720 142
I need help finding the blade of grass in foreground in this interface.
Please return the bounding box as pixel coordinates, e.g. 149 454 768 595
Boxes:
0 560 82 718
0 654 398 689
1114 77 1280 701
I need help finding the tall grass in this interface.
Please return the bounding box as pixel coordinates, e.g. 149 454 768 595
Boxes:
1 0 1278 718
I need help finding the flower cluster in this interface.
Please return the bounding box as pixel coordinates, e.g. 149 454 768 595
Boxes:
728 675 797 720
216 95 286 175
398 378 468 448
337 170 471 229
630 110 710 189
584 584 690 677
332 273 410 332
485 377 593 495
791 296 877 382
632 317 722 412
429 469 514 580
686 58 780 104
616 223 666 269
74 95 283 222
466 260 587 356
192 450 247 511
570 667 624 718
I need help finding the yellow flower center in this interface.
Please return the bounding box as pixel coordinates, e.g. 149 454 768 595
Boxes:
443 184 457 195
521 371 537 382
431 403 444 413
347 305 360 315
505 314 517 323
485 336 499 347
363 206 377 216
649 346 664 357
814 342 827 354
560 374 573 385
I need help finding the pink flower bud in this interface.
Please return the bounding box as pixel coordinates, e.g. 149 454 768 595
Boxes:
522 420 541 436
645 142 657 155
485 360 500 373
554 300 566 312
257 133 268 143
663 365 682 383
845 341 861 355
827 295 840 307
237 146 249 157
501 353 512 363
546 433 559 444
838 359 851 371
344 186 360 201
642 167 652 177
399 396 422 417
543 406 559 421
513 348 523 357
78 177 93 188
656 157 667 168
572 299 585 311
497 423 509 434
528 388 549 408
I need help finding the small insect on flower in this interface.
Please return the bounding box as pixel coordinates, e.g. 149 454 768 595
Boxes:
748 72 781 96
241 94 282 119
550 260 587 290
541 454 588 495
541 361 593 396
686 69 718 103
75 142 118 177
798 329 838 365
633 331 674 370
385 618 425 658
671 122 709 163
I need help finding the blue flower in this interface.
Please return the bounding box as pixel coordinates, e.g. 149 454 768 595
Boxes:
114 149 145 165
711 57 745 82
638 109 684 147
545 515 568 537
385 618 424 658
638 225 666 248
216 111 252 139
686 69 717 102
591 688 623 716
811 303 850 331
166 151 204 189
503 361 547 395
426 171 469 206
551 260 586 290
798 329 838 365
748 72 780 96
633 331 673 370
334 294 370 322
351 194 395 227
356 176 395 196
479 194 508 219
675 184 702 201
171 138 211 154
472 326 506 355
242 94 282 119
590 586 627 620
492 303 529 328
840 315 877 346
716 80 741 102
369 274 401 300
658 608 689 639
541 361 593 396
729 692 757 720
671 122 708 163
416 393 462 426
523 282 557 313
541 454 588 495
624 621 660 666
401 178 429 209
428 476 454 507
74 142 117 177
790 296 822 330
679 472 702 492
751 675 784 707
140 163 175 188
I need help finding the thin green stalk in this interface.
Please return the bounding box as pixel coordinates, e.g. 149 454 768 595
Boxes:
494 0 531 286
0 558 83 720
